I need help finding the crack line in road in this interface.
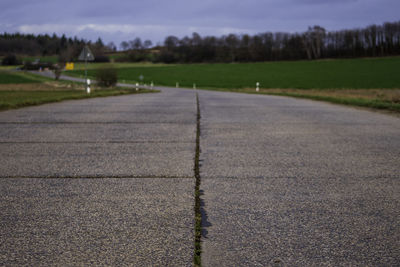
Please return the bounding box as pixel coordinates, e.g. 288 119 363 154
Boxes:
0 175 193 179
0 121 195 125
0 141 193 144
194 92 202 266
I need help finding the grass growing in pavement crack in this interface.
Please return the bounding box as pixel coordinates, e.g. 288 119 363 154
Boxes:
194 92 202 267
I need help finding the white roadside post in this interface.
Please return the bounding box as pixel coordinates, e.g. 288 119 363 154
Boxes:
136 83 139 91
176 82 179 88
78 45 94 93
84 55 88 91
86 79 91 94
256 82 260 92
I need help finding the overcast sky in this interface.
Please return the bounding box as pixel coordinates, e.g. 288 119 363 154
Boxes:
1 0 399 47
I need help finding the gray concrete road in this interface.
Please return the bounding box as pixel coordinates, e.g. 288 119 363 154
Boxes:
1 83 399 266
0 87 196 266
199 91 400 266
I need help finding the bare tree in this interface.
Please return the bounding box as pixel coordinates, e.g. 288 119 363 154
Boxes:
143 40 153 49
131 37 143 50
120 41 129 51
225 34 239 62
164 36 179 50
302 26 326 59
107 42 117 52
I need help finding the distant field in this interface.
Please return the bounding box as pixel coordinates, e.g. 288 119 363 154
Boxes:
0 65 20 71
72 62 173 71
0 71 41 84
67 57 400 89
64 57 400 112
22 55 59 63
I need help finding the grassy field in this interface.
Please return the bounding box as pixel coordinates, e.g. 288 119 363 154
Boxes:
0 71 43 84
0 70 157 111
65 57 400 112
0 55 58 65
72 62 173 71
22 55 59 63
0 65 21 71
67 57 400 89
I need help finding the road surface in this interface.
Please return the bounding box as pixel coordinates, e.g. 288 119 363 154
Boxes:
0 87 196 266
0 85 399 266
198 90 400 266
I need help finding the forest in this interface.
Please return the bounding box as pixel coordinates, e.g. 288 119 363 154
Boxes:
1 21 400 64
0 33 111 63
155 21 400 63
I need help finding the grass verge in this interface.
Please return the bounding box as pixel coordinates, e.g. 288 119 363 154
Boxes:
0 71 42 84
263 92 400 112
234 88 400 112
194 93 202 267
0 87 157 111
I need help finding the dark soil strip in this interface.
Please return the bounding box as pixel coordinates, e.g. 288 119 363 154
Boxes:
194 93 202 266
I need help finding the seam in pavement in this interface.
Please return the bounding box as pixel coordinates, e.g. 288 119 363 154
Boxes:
194 93 202 266
0 175 194 179
0 141 194 144
0 122 195 125
200 175 400 179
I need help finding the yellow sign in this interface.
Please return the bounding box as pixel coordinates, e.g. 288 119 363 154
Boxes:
65 62 74 70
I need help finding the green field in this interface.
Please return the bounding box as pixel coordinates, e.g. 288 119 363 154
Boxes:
22 55 59 63
2 58 396 112
67 57 400 89
0 71 42 84
72 62 173 71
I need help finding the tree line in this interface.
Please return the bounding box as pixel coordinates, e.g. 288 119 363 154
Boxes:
1 21 400 64
153 21 400 63
0 33 112 63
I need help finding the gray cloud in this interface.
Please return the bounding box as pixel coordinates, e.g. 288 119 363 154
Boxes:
1 0 399 45
291 0 359 5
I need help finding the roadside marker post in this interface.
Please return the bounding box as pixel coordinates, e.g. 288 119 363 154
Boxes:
176 82 179 88
193 83 196 89
136 83 139 91
256 82 260 92
86 79 91 94
78 46 95 93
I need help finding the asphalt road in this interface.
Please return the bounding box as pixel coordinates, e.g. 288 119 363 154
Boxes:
199 91 400 266
0 87 197 266
1 85 399 266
